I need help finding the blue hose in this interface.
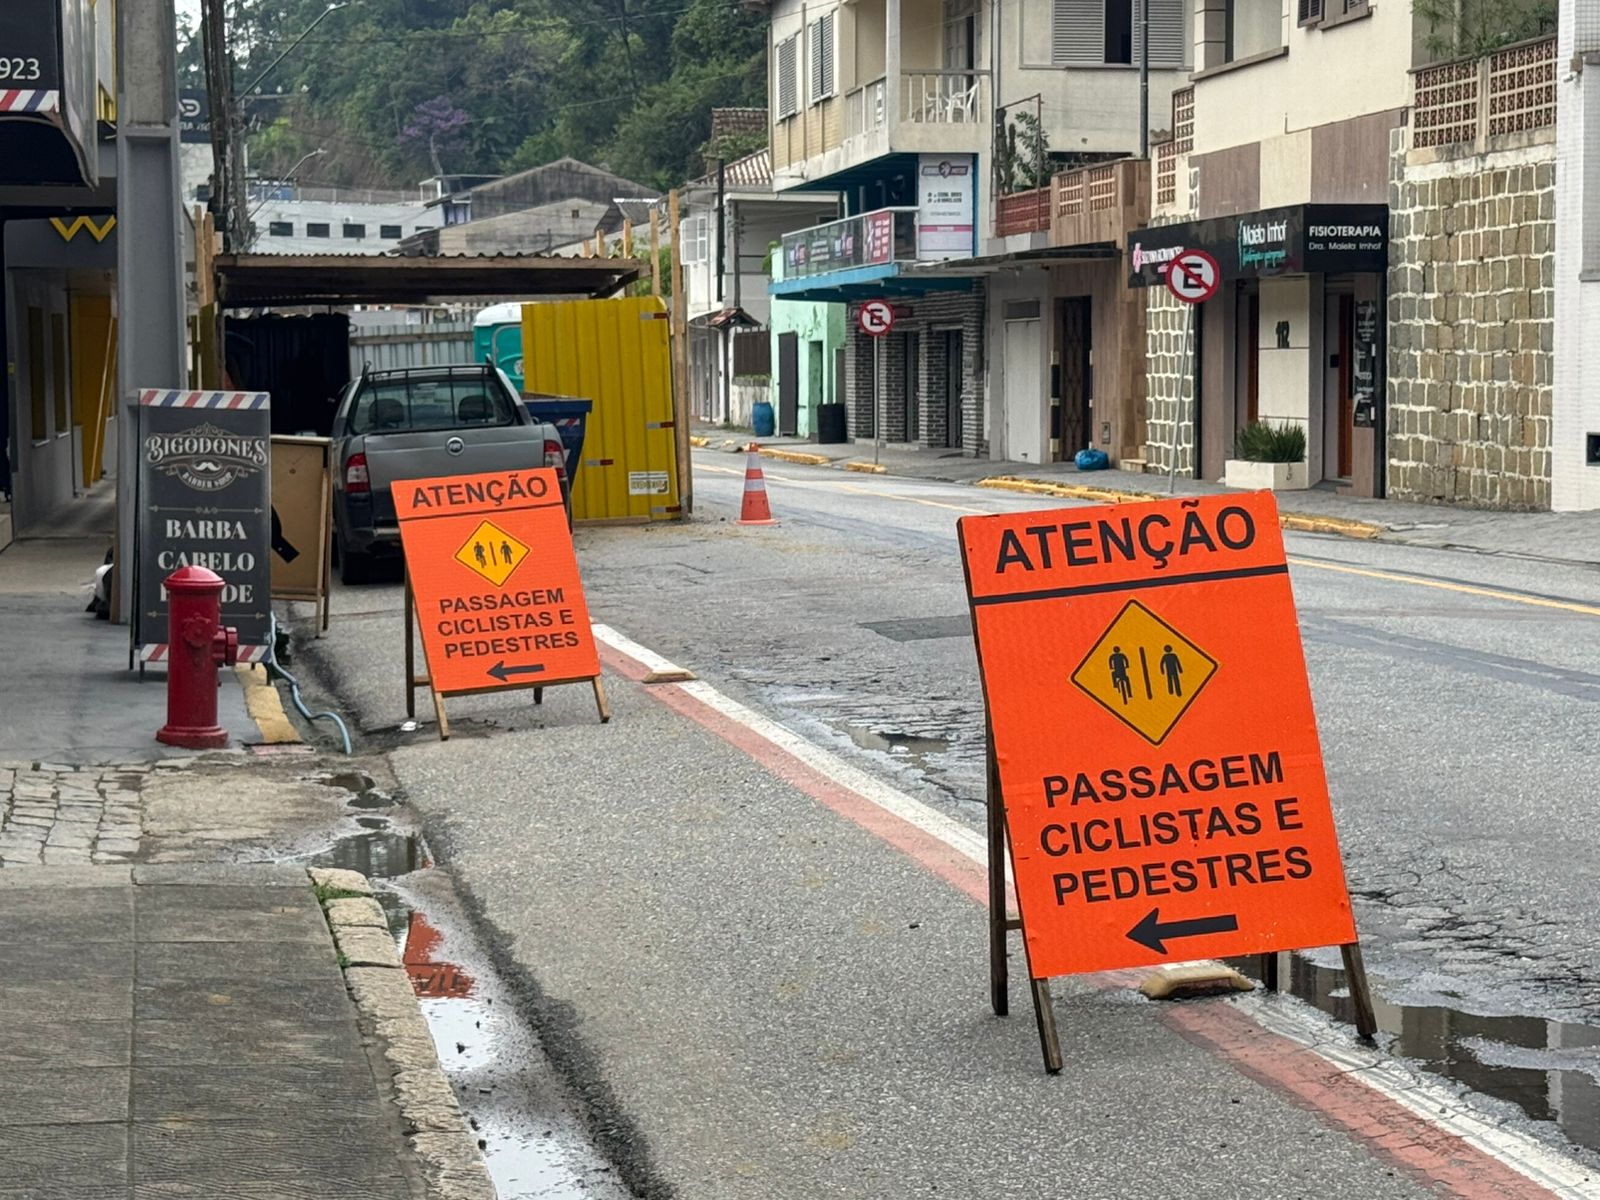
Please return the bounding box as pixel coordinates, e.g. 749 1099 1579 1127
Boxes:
265 614 353 756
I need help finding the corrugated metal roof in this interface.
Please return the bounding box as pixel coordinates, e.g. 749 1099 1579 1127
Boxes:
214 251 639 308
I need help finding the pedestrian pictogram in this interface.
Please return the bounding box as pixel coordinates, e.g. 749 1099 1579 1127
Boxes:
858 299 895 337
1165 248 1220 304
393 468 609 739
454 519 529 587
1071 599 1217 745
958 492 1376 1070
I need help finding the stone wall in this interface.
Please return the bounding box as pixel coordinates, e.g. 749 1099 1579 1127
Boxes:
1387 129 1556 509
1142 285 1196 475
844 286 988 454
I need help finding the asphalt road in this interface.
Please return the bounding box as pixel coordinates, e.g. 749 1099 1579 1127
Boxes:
292 450 1600 1194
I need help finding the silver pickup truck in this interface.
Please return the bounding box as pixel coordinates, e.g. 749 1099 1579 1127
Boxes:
330 364 567 583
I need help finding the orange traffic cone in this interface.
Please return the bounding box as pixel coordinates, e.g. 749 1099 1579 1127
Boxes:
738 444 778 525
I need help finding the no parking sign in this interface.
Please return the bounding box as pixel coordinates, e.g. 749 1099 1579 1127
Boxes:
1165 249 1220 304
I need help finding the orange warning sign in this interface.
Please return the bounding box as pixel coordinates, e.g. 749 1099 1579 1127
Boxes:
394 468 599 697
959 492 1356 978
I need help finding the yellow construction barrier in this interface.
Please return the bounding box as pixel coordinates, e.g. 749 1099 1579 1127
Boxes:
521 296 680 524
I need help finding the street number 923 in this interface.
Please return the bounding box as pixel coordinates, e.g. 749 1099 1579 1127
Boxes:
0 58 43 82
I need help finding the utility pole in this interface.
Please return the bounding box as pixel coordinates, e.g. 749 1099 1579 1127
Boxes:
116 0 187 625
668 189 693 514
200 0 230 232
1138 0 1150 159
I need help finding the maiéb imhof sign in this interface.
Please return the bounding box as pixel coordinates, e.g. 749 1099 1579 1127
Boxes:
959 492 1358 979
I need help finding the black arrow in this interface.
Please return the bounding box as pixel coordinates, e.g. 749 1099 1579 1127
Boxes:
487 660 546 683
1127 908 1239 955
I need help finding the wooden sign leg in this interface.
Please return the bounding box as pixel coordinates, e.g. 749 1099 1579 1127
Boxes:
404 577 417 720
986 732 1064 1073
1258 951 1280 992
432 691 451 741
592 676 612 723
1029 978 1064 1074
1340 941 1379 1041
985 737 1009 1017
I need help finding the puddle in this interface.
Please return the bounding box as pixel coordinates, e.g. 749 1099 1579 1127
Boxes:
298 820 428 880
1233 952 1600 1153
317 770 399 809
387 877 633 1199
833 721 950 772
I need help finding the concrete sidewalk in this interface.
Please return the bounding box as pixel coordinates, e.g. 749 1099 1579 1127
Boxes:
0 534 263 761
694 424 1600 567
0 864 424 1200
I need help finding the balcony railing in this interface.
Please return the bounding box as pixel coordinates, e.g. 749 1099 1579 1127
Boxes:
1051 158 1149 248
845 77 887 139
996 188 1050 237
1413 35 1555 150
901 70 983 124
1149 86 1192 212
780 208 918 280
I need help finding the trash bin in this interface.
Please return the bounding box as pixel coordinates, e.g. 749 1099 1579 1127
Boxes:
816 403 848 444
524 395 593 485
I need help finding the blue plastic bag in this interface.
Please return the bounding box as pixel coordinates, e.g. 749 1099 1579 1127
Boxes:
1074 448 1110 471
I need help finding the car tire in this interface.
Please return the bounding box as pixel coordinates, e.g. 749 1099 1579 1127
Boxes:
338 541 375 585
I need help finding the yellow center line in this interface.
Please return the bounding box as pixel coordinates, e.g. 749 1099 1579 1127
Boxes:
1288 557 1600 618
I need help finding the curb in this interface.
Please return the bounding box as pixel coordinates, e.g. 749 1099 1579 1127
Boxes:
758 448 832 467
975 476 1386 542
235 665 302 744
976 476 1157 505
843 461 887 475
312 867 496 1200
1278 513 1384 539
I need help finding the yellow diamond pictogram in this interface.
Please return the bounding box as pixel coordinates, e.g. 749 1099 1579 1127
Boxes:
454 520 530 587
1071 600 1217 746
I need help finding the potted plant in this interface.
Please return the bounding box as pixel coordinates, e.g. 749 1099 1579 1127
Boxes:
1224 421 1310 491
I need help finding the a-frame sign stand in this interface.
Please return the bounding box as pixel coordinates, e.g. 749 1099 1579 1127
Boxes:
985 732 1064 1073
404 571 610 742
983 725 1380 1074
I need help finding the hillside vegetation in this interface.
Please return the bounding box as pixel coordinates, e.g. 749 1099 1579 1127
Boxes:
203 0 767 191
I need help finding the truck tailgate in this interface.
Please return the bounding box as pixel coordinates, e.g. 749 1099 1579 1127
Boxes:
363 428 545 525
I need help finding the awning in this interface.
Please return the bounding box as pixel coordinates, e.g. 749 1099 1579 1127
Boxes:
900 245 1118 278
215 252 639 308
769 245 1116 302
689 305 762 330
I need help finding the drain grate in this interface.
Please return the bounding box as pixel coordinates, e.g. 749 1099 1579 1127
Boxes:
860 615 971 643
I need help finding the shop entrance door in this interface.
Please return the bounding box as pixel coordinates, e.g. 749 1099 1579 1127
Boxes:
942 330 963 448
1057 297 1092 460
902 331 921 441
1324 290 1354 481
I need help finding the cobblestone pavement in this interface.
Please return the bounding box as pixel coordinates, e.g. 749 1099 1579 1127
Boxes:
0 758 177 866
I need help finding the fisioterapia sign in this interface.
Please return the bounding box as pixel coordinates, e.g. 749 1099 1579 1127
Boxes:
960 492 1358 978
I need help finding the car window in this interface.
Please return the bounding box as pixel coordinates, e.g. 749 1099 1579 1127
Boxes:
346 375 517 434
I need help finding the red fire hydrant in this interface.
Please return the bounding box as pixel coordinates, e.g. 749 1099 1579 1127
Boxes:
157 566 240 750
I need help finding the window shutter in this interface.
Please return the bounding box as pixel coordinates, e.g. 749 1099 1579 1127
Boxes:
808 21 822 103
807 15 835 104
1052 0 1104 66
820 13 836 100
1147 0 1186 68
1298 0 1324 25
777 36 798 118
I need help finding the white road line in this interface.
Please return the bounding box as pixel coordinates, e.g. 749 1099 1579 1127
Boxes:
590 621 1597 1195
